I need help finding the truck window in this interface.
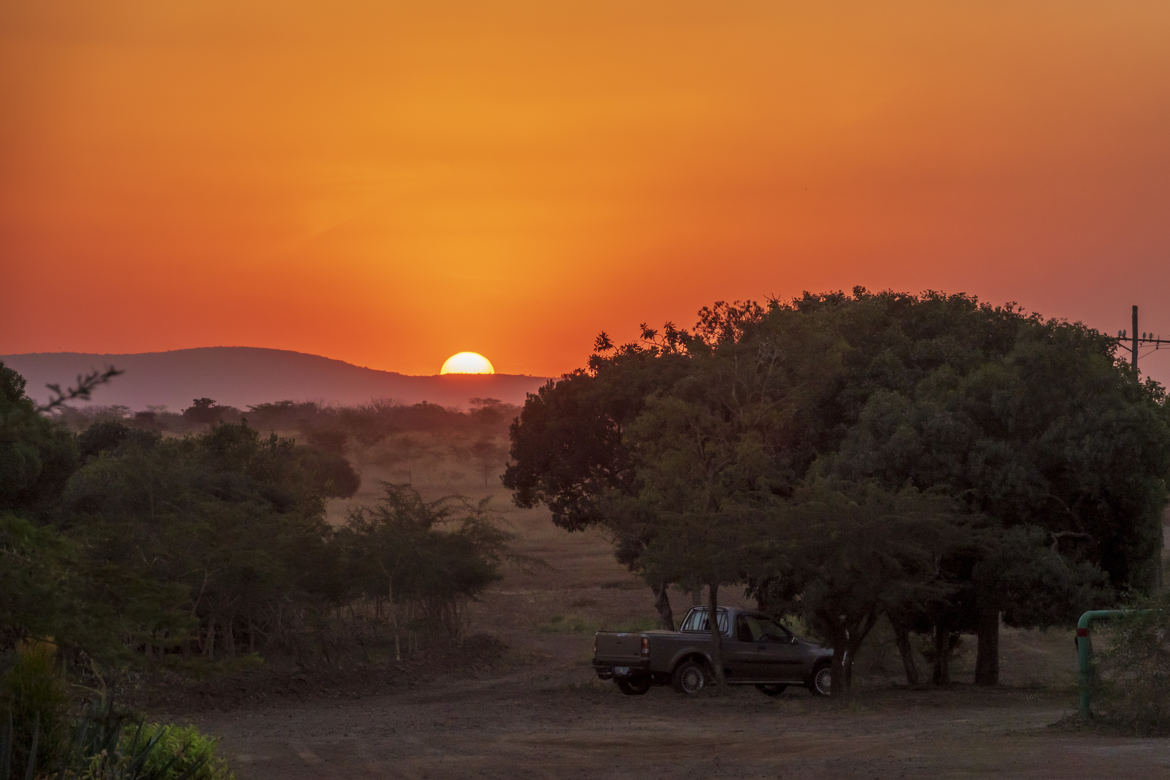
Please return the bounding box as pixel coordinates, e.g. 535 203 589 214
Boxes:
756 617 793 642
739 615 764 642
736 616 754 642
681 608 729 635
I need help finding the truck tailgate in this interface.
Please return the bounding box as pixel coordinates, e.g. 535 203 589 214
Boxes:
594 632 646 663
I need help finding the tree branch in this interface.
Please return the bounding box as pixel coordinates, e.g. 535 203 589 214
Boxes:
36 365 123 414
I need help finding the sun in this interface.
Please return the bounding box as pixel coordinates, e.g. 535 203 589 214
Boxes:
440 351 495 375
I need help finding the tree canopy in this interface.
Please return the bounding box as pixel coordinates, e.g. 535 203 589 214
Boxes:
506 290 1170 692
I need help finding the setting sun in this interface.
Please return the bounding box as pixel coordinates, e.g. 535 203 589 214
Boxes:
440 352 495 375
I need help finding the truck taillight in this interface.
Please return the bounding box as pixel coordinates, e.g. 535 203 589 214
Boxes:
641 636 650 657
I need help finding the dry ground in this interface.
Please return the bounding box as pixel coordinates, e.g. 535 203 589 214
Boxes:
181 479 1169 778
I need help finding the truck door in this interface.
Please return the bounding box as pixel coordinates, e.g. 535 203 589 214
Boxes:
743 615 807 681
722 615 776 680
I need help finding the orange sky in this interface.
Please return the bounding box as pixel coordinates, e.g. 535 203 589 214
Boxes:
3 1 1169 383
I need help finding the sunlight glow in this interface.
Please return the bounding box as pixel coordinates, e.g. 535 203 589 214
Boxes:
440 352 495 375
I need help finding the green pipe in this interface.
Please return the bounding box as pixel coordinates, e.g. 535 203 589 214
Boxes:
1076 609 1130 721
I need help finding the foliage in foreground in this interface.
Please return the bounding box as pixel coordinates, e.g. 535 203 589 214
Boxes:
1 641 232 779
0 641 70 774
1092 591 1170 734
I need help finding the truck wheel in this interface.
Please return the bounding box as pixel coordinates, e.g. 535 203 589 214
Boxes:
616 677 651 696
755 684 786 697
672 660 709 695
809 662 832 697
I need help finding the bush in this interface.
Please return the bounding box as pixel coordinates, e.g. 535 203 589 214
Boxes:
0 640 70 775
1092 592 1170 734
109 721 234 779
2 672 234 779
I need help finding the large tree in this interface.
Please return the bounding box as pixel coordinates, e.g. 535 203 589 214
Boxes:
820 294 1169 683
507 290 1170 688
612 322 792 680
504 326 694 627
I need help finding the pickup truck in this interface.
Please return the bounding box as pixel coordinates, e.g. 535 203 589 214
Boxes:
593 606 833 697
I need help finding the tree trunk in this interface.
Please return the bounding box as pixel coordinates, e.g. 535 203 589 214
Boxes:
389 580 401 662
931 622 950 685
830 648 846 698
706 583 725 687
889 614 921 687
832 611 878 698
828 618 849 698
844 611 878 693
652 583 675 630
975 607 1000 686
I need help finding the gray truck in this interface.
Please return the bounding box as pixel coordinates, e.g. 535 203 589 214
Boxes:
593 605 833 696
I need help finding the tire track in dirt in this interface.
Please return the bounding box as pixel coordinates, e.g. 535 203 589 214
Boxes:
192 670 1170 779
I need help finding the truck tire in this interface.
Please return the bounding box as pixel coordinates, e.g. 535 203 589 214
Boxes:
671 659 709 695
616 677 651 696
808 662 832 697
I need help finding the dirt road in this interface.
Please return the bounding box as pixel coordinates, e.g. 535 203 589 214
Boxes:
191 658 1168 779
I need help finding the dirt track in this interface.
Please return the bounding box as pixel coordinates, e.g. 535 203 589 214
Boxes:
192 660 1169 779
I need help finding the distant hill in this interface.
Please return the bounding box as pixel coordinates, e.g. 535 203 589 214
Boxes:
1 347 550 412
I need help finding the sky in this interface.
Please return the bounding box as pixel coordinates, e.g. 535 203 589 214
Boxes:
2 1 1169 383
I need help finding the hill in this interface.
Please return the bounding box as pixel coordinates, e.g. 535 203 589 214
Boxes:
0 347 549 412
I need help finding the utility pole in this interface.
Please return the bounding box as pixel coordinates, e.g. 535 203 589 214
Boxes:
1116 305 1170 373
1133 305 1139 373
1114 305 1169 591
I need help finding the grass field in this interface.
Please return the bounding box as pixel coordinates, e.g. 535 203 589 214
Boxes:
177 443 1170 777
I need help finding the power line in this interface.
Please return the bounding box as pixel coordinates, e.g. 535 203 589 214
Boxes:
1114 305 1170 374
1112 305 1168 591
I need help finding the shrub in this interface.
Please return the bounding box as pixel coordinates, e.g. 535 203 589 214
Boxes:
109 721 234 779
0 640 70 775
3 680 234 779
1092 591 1170 734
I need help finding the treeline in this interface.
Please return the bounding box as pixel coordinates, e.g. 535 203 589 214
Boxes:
58 395 517 489
506 289 1170 696
57 395 517 447
1 365 513 671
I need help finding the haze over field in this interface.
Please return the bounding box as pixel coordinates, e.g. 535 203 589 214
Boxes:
1 348 546 411
2 2 1170 386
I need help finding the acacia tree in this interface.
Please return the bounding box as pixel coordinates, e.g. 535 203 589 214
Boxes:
182 397 225 425
339 484 512 659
